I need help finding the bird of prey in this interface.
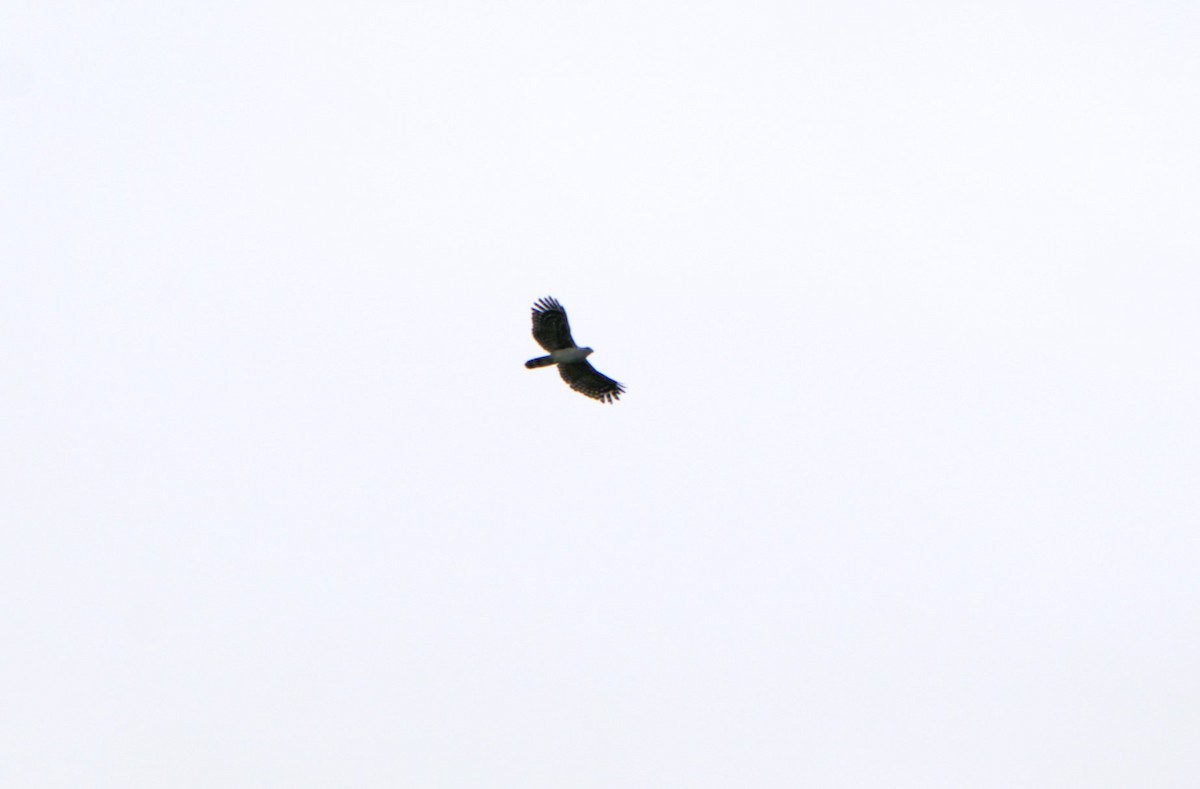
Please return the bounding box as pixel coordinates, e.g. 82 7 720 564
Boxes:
525 297 625 403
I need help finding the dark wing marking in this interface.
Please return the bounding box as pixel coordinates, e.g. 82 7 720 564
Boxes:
531 297 576 351
558 360 625 404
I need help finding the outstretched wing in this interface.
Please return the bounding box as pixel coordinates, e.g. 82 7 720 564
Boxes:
531 297 576 351
559 361 625 404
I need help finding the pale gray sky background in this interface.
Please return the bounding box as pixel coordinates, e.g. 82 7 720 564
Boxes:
2 2 1198 787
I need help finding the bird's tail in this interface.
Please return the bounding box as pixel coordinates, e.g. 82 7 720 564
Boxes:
525 355 555 369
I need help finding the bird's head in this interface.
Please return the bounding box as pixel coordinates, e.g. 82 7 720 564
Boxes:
580 347 594 357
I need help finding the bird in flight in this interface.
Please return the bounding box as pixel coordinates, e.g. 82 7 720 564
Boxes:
525 297 625 403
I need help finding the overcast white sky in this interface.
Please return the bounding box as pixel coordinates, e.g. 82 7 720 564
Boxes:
3 2 1198 787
